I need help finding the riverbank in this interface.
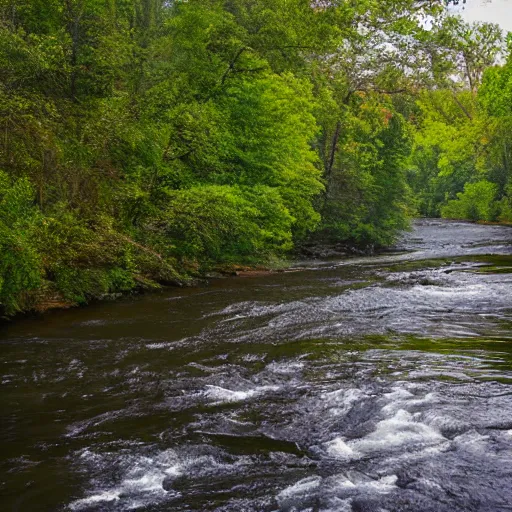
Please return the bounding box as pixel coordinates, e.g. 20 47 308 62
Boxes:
4 217 510 323
1 239 377 321
0 264 283 321
5 217 509 321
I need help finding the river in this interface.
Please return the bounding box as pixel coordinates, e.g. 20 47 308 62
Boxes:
1 219 512 511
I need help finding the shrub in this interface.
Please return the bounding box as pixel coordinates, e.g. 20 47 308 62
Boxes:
496 183 512 223
0 171 43 315
162 184 294 264
441 180 499 221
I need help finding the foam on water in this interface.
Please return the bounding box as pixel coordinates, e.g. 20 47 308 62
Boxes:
322 387 369 416
277 476 322 500
335 473 398 494
69 450 182 511
325 404 446 462
203 384 280 403
70 490 121 509
352 409 445 453
326 437 360 460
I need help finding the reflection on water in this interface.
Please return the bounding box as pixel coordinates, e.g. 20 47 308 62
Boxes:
1 219 512 511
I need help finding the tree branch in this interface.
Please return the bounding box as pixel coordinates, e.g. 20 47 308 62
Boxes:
220 47 247 86
451 90 473 120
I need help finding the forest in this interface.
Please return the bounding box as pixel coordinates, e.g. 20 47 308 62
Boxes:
0 0 511 316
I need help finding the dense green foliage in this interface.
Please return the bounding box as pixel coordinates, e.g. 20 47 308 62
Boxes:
0 0 509 315
408 22 512 223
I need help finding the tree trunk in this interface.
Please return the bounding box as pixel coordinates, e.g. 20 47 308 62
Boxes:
322 120 341 207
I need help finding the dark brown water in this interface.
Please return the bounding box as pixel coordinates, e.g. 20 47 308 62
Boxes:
1 219 512 512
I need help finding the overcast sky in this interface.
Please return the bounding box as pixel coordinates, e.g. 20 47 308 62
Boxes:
450 0 512 32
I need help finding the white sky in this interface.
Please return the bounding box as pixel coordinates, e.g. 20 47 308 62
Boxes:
450 0 512 32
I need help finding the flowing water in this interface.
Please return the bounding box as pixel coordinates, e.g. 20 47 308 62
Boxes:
1 219 512 512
